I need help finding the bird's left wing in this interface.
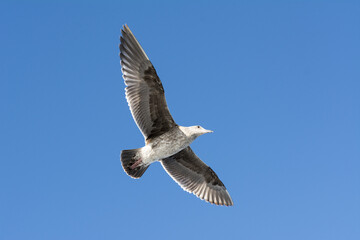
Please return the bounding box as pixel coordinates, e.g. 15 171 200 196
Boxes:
161 147 233 206
120 25 177 140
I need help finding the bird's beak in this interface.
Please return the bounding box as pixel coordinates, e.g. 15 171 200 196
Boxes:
205 129 213 133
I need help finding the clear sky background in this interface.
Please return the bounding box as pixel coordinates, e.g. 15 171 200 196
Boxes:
1 1 359 240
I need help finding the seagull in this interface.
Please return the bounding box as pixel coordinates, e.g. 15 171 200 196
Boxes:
119 25 233 206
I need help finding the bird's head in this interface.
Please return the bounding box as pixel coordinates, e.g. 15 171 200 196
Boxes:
179 125 213 141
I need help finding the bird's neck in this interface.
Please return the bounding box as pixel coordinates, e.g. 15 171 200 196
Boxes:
178 126 197 141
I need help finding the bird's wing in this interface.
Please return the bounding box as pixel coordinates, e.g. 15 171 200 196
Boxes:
120 25 176 140
161 147 233 206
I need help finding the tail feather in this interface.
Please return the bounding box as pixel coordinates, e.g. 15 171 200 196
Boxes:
121 148 149 178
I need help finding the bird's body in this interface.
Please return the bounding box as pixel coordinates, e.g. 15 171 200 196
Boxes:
142 127 190 165
131 126 212 166
119 25 233 206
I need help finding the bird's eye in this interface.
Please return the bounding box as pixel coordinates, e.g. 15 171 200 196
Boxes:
197 126 200 128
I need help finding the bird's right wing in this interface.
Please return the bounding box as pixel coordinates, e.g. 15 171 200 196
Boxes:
120 25 177 140
161 147 233 206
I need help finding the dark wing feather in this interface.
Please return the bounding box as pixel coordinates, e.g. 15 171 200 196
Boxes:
120 25 176 140
161 147 233 206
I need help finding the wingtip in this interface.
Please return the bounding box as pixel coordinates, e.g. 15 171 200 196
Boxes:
121 24 129 35
196 186 234 206
122 24 132 35
204 188 234 206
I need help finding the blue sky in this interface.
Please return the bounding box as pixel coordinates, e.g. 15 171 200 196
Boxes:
1 1 359 239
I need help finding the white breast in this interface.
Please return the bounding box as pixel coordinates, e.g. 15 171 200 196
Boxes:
140 130 190 164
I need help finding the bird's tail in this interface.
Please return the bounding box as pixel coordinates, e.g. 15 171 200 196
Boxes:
121 148 149 179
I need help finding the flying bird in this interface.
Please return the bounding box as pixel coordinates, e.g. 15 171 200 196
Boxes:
119 25 233 206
